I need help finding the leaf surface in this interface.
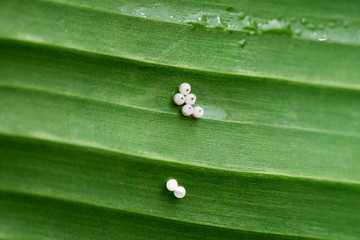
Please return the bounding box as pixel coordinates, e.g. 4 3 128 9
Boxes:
0 0 359 239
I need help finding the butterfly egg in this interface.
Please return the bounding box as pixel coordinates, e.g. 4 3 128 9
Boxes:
174 186 186 199
185 93 196 105
179 83 191 95
166 179 178 191
173 93 185 105
182 104 194 116
192 106 204 118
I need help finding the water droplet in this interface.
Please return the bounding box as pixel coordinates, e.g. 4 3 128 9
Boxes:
260 19 292 35
182 12 206 27
294 28 301 35
310 32 318 38
201 13 226 29
241 16 257 31
238 39 247 47
237 12 245 19
318 35 327 41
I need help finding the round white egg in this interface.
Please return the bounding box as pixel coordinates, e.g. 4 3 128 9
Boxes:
192 106 204 118
185 93 196 105
173 93 185 105
166 179 178 191
174 186 186 199
179 83 191 95
182 104 194 116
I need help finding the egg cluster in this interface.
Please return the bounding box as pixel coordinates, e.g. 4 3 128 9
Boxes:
166 179 186 199
173 83 204 118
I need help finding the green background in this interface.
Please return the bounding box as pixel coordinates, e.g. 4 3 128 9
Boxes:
0 0 359 239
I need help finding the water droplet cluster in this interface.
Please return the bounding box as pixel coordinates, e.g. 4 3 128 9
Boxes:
119 3 359 45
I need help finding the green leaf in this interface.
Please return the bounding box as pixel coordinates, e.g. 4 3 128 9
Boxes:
0 0 359 239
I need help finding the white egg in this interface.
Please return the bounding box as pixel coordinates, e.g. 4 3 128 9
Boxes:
185 93 196 105
166 179 178 191
179 83 191 95
192 106 204 118
173 93 185 105
182 104 193 116
174 186 186 198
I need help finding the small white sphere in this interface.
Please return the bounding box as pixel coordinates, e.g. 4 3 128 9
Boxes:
179 83 191 95
192 106 204 118
174 186 186 198
173 93 185 105
185 93 196 105
182 104 193 116
166 179 178 191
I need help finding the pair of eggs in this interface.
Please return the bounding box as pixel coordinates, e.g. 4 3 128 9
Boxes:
174 83 204 118
182 105 204 118
166 179 186 199
174 93 196 106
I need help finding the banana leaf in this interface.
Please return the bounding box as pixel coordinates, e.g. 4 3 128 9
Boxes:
0 0 359 239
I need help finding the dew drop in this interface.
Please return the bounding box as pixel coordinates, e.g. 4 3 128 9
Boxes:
182 12 207 27
238 39 247 47
260 19 292 35
241 16 257 31
294 28 301 35
318 35 328 41
237 12 245 19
